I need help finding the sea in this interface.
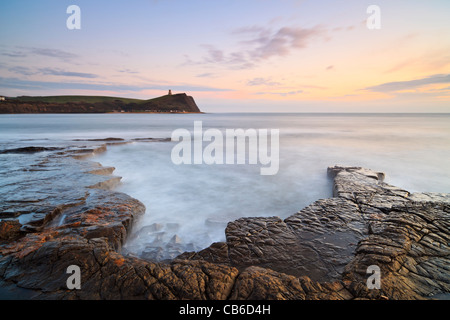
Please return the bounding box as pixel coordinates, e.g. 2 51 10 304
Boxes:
0 113 449 256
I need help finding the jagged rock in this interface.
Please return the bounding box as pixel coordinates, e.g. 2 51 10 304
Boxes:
144 223 164 233
141 246 164 261
0 236 239 300
0 161 449 300
169 235 182 244
0 147 64 154
87 166 116 176
230 266 352 300
183 166 450 299
176 242 230 265
342 201 450 300
0 220 23 241
187 197 366 282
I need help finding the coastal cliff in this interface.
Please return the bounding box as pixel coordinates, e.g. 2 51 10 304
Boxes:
0 93 201 114
0 142 449 300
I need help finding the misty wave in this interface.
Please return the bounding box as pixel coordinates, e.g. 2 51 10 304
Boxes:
92 113 450 261
1 113 448 261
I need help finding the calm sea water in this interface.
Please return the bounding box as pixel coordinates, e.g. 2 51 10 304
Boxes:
1 113 449 255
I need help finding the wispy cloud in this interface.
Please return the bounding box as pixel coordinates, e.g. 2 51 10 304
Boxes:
242 26 325 60
256 89 303 96
196 72 218 78
1 47 78 61
247 77 281 86
332 24 358 32
1 51 28 58
0 77 232 93
38 68 98 78
28 47 78 60
365 74 450 92
6 66 98 78
8 66 36 76
117 68 139 74
192 45 255 69
185 25 326 70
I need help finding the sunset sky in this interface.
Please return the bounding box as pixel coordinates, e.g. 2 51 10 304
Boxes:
0 0 449 112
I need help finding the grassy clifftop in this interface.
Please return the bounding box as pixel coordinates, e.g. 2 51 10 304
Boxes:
8 95 147 104
0 93 201 113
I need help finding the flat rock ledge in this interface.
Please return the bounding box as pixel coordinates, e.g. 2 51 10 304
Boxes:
179 166 450 300
0 162 449 300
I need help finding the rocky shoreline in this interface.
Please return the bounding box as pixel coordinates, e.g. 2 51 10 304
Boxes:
0 141 449 300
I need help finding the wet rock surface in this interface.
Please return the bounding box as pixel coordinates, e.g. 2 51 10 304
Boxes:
180 166 450 299
0 148 449 300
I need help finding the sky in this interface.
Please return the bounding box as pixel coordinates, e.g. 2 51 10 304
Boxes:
0 0 449 112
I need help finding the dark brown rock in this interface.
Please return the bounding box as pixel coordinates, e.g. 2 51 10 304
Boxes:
184 166 450 299
0 161 448 300
0 236 239 300
0 220 23 241
0 147 64 154
230 266 352 300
